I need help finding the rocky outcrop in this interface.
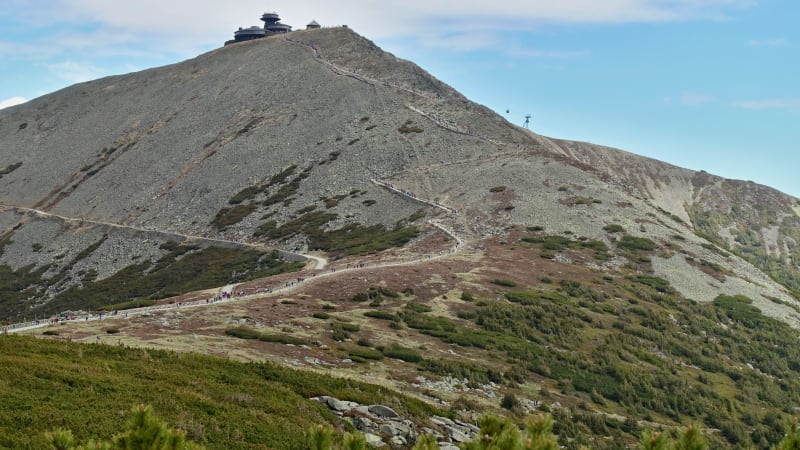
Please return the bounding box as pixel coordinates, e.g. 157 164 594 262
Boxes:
310 395 478 448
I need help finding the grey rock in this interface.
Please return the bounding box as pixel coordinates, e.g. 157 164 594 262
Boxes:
438 443 460 450
379 421 413 438
448 427 471 443
368 404 400 418
431 415 455 427
363 433 385 448
328 398 359 412
455 420 480 434
353 416 376 432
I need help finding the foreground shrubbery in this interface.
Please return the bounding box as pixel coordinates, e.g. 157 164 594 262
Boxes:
47 405 203 450
51 406 800 450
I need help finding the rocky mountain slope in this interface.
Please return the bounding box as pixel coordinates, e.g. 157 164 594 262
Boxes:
3 25 800 448
0 27 797 324
1 27 798 321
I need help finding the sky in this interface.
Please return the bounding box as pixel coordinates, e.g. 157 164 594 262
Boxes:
1 1 798 196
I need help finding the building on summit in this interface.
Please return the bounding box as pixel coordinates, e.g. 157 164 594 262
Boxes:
226 12 313 45
231 26 266 43
261 12 292 33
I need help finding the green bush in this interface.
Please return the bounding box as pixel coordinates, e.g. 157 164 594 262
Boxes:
398 120 423 134
224 327 261 340
617 235 657 252
348 347 383 361
603 224 625 233
381 345 422 363
405 302 432 313
492 279 517 288
364 311 396 321
99 298 156 312
338 323 360 332
210 204 257 230
228 185 262 205
258 333 308 346
225 327 309 346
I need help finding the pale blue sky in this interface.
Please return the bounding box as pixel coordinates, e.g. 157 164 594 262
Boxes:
1 1 797 196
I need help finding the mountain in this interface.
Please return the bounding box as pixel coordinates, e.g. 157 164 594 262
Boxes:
2 26 800 448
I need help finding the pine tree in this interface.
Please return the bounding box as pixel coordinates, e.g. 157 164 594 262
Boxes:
775 417 800 450
675 424 707 450
46 405 202 450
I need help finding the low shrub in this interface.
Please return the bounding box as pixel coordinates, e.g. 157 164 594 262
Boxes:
617 235 657 252
492 279 517 288
381 345 422 363
364 311 396 321
338 322 360 332
603 224 625 233
349 347 383 361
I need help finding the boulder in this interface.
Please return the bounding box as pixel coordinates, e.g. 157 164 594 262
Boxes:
390 435 407 447
364 433 385 448
368 404 400 418
431 415 455 427
379 421 413 438
327 398 359 412
448 427 471 443
455 420 480 434
353 416 376 432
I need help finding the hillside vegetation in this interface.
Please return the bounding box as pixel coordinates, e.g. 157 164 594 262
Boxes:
0 335 439 449
0 240 304 318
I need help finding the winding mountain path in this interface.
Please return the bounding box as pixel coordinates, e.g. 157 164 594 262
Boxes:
1 184 463 334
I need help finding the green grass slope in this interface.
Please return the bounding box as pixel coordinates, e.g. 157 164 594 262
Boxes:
0 335 439 450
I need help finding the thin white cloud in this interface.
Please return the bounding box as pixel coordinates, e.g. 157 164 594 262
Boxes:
734 99 800 112
747 38 788 48
19 0 759 49
679 91 716 106
506 47 589 59
417 31 502 52
0 97 27 109
44 60 107 84
0 0 759 99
